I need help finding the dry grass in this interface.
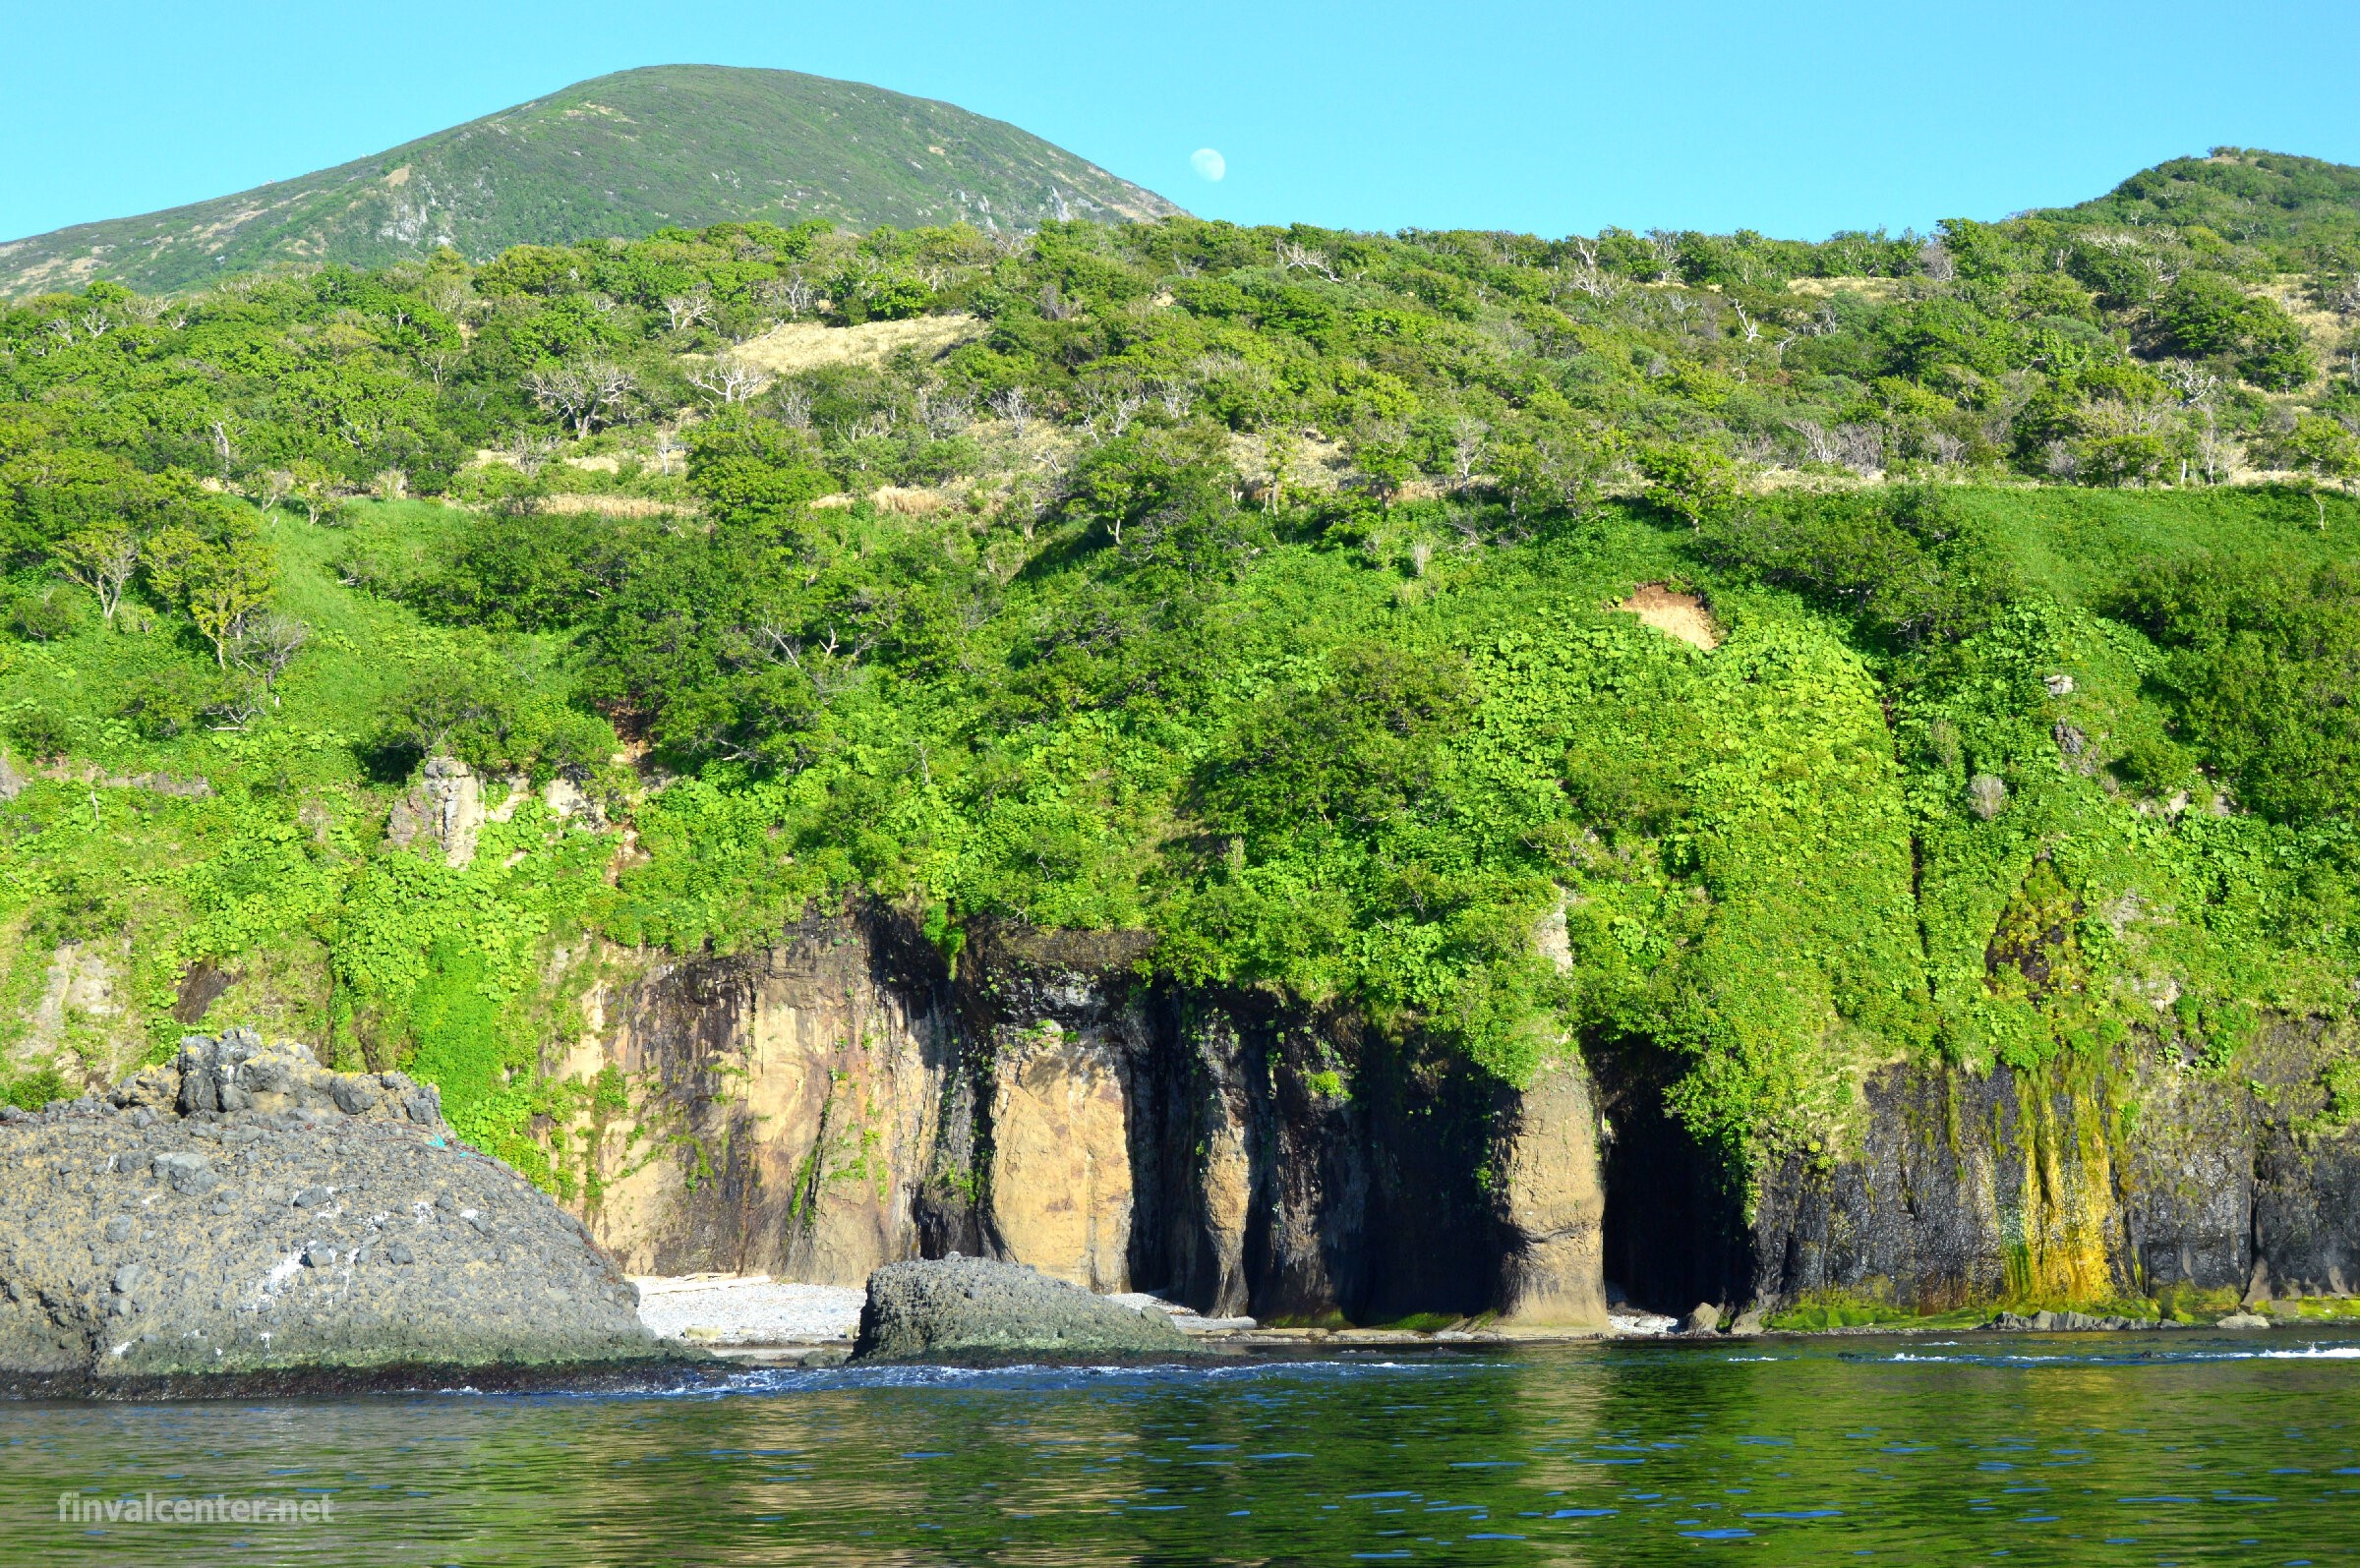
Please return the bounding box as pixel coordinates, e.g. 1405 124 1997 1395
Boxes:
1617 583 1721 649
537 494 686 518
1786 275 1909 301
731 312 984 377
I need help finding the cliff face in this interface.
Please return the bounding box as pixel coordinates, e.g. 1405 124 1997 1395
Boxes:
555 905 2354 1323
558 910 1609 1328
1599 1024 2360 1316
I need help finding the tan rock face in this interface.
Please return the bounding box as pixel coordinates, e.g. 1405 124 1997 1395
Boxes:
563 925 957 1285
384 757 483 868
1494 1057 1611 1329
985 1025 1136 1291
539 912 1611 1330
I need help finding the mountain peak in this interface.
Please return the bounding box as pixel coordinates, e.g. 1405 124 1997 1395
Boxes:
0 64 1183 298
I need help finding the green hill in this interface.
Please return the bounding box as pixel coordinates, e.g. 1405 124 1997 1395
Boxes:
0 64 1182 298
2041 147 2360 250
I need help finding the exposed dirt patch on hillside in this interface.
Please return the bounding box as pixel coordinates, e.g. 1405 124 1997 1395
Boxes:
1617 583 1720 649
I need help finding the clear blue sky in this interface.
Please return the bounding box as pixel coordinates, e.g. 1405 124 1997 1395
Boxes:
5 0 2357 244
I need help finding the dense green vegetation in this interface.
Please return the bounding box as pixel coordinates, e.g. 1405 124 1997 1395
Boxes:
5 145 2360 1194
0 65 1179 299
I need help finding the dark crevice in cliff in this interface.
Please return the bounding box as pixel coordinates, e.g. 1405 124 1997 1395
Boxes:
1593 1044 1749 1313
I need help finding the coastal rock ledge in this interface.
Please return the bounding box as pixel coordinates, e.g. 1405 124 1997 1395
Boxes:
0 1030 666 1389
853 1256 1202 1362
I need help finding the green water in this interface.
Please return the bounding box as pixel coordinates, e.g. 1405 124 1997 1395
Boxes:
5 1334 2357 1565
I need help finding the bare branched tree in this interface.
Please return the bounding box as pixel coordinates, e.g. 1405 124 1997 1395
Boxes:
1448 415 1488 493
205 678 267 733
233 611 310 705
1793 420 1842 466
989 385 1033 438
2194 419 2240 485
2158 359 2219 409
915 386 974 438
661 292 714 332
1559 237 1617 300
686 353 776 406
1837 423 1885 475
1645 229 1682 283
507 432 559 476
1275 240 1342 281
1151 376 1196 419
772 383 814 430
255 468 295 516
652 426 684 477
1082 381 1146 442
747 620 874 700
523 360 637 438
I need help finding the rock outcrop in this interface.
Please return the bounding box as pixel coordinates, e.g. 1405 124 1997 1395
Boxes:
0 1030 664 1387
555 910 1615 1332
851 1255 1198 1362
1601 1020 2360 1318
558 917 961 1285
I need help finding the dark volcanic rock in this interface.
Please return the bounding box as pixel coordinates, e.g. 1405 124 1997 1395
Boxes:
1605 1017 2360 1318
0 1030 670 1384
852 1256 1200 1362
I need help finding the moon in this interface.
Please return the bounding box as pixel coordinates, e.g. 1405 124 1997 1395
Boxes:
1190 147 1225 182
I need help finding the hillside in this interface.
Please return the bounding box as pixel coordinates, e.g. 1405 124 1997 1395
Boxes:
2 149 2359 1210
2043 146 2360 252
0 64 1182 298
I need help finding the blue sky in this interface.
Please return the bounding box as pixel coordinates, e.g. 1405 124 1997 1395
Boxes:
5 0 2356 244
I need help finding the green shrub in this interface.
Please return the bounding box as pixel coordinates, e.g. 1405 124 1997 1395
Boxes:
2 1067 67 1111
6 707 69 762
7 587 82 643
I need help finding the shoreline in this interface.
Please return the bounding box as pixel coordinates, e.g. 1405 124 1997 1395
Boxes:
6 1316 2353 1402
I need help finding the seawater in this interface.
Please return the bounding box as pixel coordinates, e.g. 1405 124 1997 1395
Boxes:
4 1333 2357 1564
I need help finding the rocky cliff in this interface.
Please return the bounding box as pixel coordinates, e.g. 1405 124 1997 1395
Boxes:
1598 1022 2360 1319
0 1030 662 1388
544 903 2358 1328
555 910 1609 1329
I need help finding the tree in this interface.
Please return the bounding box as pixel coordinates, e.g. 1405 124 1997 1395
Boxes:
387 664 487 758
286 460 339 525
254 469 295 517
2154 274 2313 389
1635 441 1739 526
232 611 310 704
146 523 275 668
55 526 138 622
685 353 775 406
523 359 638 438
2283 414 2360 497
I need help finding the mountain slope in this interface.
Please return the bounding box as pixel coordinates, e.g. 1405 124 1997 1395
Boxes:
0 64 1183 298
2037 146 2360 251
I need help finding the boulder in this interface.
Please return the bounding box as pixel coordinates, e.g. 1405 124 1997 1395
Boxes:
1682 1302 1723 1335
852 1256 1201 1362
0 1029 671 1388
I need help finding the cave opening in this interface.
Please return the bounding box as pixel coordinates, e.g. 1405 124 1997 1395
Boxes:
1593 1047 1751 1314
